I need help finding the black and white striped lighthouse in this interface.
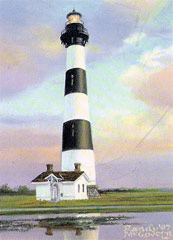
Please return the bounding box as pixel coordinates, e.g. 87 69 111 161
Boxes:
60 10 96 184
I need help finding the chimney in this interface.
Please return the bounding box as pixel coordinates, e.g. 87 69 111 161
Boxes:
74 163 81 172
46 164 53 172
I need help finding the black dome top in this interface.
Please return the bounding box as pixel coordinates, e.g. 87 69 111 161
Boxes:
66 9 82 19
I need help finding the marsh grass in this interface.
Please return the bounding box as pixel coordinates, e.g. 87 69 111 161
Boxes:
0 206 173 216
1 190 173 209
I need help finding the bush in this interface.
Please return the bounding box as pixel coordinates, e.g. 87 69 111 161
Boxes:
0 184 15 194
17 185 31 194
0 184 35 195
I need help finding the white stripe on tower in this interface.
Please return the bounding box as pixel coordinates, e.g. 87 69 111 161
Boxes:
66 45 86 71
64 93 90 122
60 10 96 184
61 150 96 182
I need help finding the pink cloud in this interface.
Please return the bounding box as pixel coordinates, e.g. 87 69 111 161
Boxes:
136 65 173 108
0 126 62 187
0 125 172 188
0 146 61 188
0 26 64 98
0 127 61 149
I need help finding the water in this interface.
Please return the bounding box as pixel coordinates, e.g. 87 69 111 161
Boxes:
0 212 172 240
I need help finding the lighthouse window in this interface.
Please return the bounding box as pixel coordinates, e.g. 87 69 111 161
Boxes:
82 184 85 192
78 184 80 193
71 79 74 86
71 74 74 86
72 124 75 136
72 129 75 136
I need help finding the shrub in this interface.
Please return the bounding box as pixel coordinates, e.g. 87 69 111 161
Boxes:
0 184 14 194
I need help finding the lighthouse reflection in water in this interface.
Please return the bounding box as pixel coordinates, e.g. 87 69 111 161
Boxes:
1 212 171 239
43 213 100 240
45 226 99 240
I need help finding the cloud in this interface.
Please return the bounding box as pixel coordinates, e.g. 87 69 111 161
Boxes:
0 127 61 149
104 0 168 20
96 154 173 188
0 40 28 68
121 64 173 109
0 39 36 97
93 110 173 163
0 114 63 127
137 65 173 108
0 75 64 118
121 45 173 109
139 46 173 68
124 32 146 45
0 146 61 165
0 125 62 186
0 145 61 187
0 26 64 98
0 119 172 188
87 44 101 53
30 26 63 58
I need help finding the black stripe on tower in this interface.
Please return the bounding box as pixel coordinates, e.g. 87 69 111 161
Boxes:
65 68 87 95
62 119 93 151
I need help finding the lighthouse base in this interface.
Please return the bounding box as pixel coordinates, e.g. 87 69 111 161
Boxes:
87 185 100 199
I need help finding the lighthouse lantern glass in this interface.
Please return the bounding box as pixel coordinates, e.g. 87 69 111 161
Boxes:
68 14 81 24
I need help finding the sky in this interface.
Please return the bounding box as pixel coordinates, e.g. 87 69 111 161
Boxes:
0 0 173 189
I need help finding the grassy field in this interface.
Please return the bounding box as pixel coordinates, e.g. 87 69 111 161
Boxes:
1 206 173 215
1 190 173 209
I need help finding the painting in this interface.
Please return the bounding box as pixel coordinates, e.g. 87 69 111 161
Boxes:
0 0 172 239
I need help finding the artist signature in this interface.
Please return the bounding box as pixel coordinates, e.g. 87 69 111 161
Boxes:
124 224 172 239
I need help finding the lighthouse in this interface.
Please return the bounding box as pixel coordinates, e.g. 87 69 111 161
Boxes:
32 10 99 201
60 10 96 185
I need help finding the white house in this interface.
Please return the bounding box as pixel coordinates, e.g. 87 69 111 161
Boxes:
31 164 99 201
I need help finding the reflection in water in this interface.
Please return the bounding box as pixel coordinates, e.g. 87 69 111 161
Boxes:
43 214 100 240
45 227 53 236
44 226 99 240
0 212 172 240
76 228 82 236
63 227 99 240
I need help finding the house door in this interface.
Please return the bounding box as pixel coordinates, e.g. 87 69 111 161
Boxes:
52 184 59 202
52 186 57 200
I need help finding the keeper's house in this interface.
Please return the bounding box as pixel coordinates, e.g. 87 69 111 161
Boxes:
31 164 99 202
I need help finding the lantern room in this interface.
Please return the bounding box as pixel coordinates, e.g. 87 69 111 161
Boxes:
66 10 82 24
60 9 89 48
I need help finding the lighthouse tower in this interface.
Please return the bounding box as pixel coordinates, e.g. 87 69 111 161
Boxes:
31 10 99 201
60 10 96 185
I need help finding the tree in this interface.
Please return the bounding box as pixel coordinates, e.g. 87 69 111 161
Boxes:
0 184 14 194
17 185 30 194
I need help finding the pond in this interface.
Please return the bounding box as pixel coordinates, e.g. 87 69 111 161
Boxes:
0 212 172 240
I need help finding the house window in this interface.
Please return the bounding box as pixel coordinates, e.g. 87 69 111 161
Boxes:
82 184 85 192
78 184 80 193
